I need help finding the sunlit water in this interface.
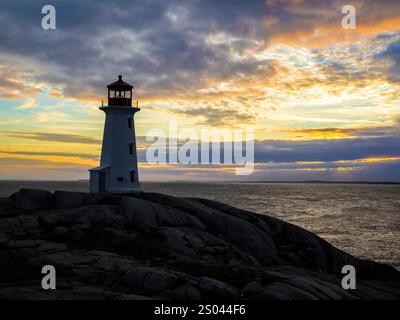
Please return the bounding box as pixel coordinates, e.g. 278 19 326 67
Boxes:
1 181 399 268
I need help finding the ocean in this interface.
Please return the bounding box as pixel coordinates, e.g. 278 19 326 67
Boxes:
1 180 399 269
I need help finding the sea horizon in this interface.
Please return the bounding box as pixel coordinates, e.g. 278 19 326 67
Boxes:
1 179 399 184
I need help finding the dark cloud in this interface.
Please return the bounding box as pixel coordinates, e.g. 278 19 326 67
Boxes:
379 41 400 82
0 0 273 99
1 131 101 144
376 33 398 40
1 0 399 98
253 126 400 165
0 149 98 159
254 136 400 163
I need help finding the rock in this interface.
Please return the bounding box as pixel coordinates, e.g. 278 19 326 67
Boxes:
122 267 180 295
12 188 52 211
142 193 216 223
122 198 162 229
39 213 67 226
157 227 196 256
157 226 260 267
54 226 69 235
83 193 123 206
70 254 98 266
0 232 9 245
103 227 128 237
0 215 39 234
1 189 399 300
279 222 332 272
0 197 13 210
228 258 241 267
242 281 262 296
253 282 320 300
36 241 68 253
71 224 90 232
91 250 119 257
158 284 202 300
7 239 67 252
97 256 133 273
8 239 39 248
155 206 206 230
89 211 125 229
0 285 153 300
19 215 40 229
158 197 278 264
284 277 354 299
29 252 75 268
61 205 125 229
202 254 219 264
121 198 206 230
54 191 85 209
207 210 277 261
76 216 91 226
196 277 240 299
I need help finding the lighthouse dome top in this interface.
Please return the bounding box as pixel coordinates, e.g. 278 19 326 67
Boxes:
107 75 133 107
107 75 133 90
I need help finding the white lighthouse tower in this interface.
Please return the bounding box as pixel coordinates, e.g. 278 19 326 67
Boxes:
89 75 140 193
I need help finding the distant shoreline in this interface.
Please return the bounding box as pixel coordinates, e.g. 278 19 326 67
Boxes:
0 180 399 185
232 181 400 185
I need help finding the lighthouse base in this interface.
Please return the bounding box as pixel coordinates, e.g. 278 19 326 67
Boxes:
89 165 141 194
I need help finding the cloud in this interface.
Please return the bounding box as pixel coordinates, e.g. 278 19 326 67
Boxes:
0 157 90 181
0 74 42 99
0 0 399 101
0 131 101 144
16 98 37 110
379 41 400 82
278 127 356 140
0 149 98 159
0 1 399 181
0 0 276 100
253 135 400 163
265 0 400 47
278 125 400 140
170 106 256 126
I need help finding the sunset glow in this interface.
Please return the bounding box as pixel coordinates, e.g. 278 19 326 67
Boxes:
0 0 399 181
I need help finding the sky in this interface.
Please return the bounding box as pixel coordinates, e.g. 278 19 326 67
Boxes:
0 0 399 181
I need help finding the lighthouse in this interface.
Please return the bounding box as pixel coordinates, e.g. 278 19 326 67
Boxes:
89 75 141 193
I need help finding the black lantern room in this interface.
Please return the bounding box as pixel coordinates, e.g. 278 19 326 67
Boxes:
107 75 133 107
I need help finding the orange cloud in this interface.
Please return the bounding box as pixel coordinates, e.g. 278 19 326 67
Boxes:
266 3 400 48
277 128 357 140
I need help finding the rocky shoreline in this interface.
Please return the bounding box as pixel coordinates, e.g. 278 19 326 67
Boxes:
0 188 399 300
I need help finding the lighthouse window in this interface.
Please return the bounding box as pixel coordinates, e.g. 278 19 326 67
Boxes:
128 117 132 129
130 170 135 182
129 143 133 155
117 177 124 182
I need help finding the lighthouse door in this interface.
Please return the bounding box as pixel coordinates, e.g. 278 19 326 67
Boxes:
99 171 106 192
